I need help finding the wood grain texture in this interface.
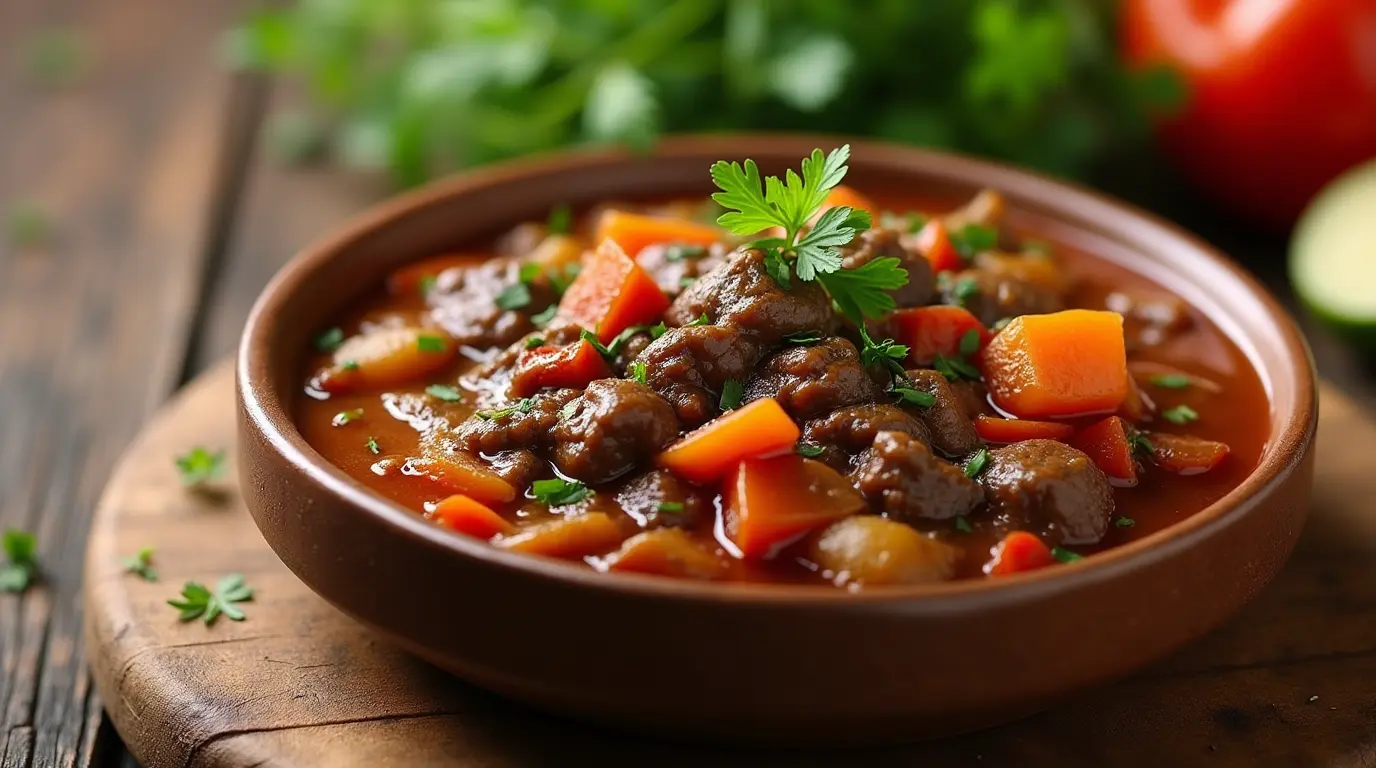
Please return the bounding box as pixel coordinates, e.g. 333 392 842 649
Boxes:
0 2 244 765
85 361 1376 767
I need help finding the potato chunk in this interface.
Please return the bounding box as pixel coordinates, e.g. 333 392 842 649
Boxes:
315 326 455 393
805 517 957 587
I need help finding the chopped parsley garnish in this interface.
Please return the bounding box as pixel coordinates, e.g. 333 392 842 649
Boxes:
1161 404 1199 425
122 547 157 582
167 574 253 625
532 477 590 506
0 530 38 593
679 276 698 289
950 223 998 261
495 282 532 310
719 378 744 411
425 385 463 403
934 353 981 382
524 336 546 349
686 313 711 327
649 321 669 339
477 399 536 421
992 316 1014 332
548 263 581 295
314 327 344 352
881 210 928 234
892 386 936 408
365 437 381 454
340 359 360 371
783 330 823 344
1150 374 1191 390
796 442 826 458
958 328 982 357
952 277 979 305
417 274 438 295
175 447 225 487
629 361 648 385
657 501 685 513
963 447 990 478
665 244 706 262
1114 516 1136 528
546 203 572 235
416 333 447 353
954 516 974 534
1051 547 1083 563
559 400 580 421
858 326 909 382
1128 432 1156 457
531 304 558 327
332 408 364 426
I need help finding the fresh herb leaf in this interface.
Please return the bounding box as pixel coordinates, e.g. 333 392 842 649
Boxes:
858 326 910 382
1051 546 1083 563
892 386 936 408
425 384 463 402
314 327 344 352
531 304 558 327
649 321 669 339
559 400 580 421
719 378 744 411
665 244 706 262
796 442 826 458
762 249 792 288
679 276 698 289
783 330 823 344
794 205 868 280
882 210 928 234
952 277 979 305
950 223 997 261
332 408 364 426
954 516 974 533
532 477 591 506
175 447 225 487
1161 404 1199 425
341 360 360 371
417 274 438 295
1150 374 1191 390
0 530 38 592
1114 516 1136 528
934 353 981 382
546 203 572 235
657 501 685 513
477 399 535 421
524 336 546 349
629 361 648 384
964 447 990 478
167 574 253 625
122 547 157 582
817 257 907 323
495 282 532 310
1128 432 1156 457
365 437 381 454
958 328 982 357
517 262 544 284
686 313 710 327
416 333 447 352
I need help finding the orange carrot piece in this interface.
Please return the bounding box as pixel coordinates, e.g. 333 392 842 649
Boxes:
722 455 866 560
602 529 727 580
820 184 879 216
431 494 513 539
557 238 671 343
656 398 801 484
982 310 1129 419
985 531 1055 576
1148 433 1230 475
595 210 723 259
914 220 963 273
315 327 456 394
509 339 612 397
405 453 517 504
1070 416 1139 485
974 415 1074 444
387 253 488 296
890 305 992 366
494 512 626 560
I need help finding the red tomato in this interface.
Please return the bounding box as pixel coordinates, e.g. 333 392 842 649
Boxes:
1122 0 1376 227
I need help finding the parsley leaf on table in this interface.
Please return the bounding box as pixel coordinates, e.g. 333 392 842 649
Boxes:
0 530 38 592
168 574 254 625
175 447 225 487
122 547 158 582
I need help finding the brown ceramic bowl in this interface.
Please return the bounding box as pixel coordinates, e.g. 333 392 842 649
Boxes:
237 136 1316 746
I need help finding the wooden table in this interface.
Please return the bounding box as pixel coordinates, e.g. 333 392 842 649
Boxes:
1 3 1373 767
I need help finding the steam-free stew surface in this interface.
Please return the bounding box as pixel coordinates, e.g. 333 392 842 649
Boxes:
296 183 1268 588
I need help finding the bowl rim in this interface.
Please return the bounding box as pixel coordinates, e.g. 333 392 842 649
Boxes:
238 133 1318 607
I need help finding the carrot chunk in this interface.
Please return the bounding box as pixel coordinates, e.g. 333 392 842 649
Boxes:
914 220 963 274
982 310 1129 419
974 415 1074 444
495 512 627 560
386 254 487 296
509 339 612 397
985 531 1055 576
405 453 516 504
595 210 723 259
557 238 671 342
315 327 456 394
656 398 801 484
890 305 992 366
820 184 878 216
431 494 513 539
1070 416 1139 485
602 528 726 580
722 455 867 559
1148 433 1230 475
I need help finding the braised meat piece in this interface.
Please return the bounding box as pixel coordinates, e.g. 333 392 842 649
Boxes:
428 257 557 350
943 254 1064 327
801 404 930 471
634 324 765 427
552 379 681 484
614 469 712 530
949 379 994 420
979 440 1114 546
744 338 880 421
904 369 981 457
839 227 935 309
637 242 730 298
486 449 547 490
850 431 984 522
452 388 579 454
665 249 836 342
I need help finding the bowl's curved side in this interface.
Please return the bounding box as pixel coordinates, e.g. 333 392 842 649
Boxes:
236 136 1317 744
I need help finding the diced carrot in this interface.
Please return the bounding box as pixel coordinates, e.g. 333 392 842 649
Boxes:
602 529 726 580
985 531 1055 576
722 455 866 560
1148 433 1230 475
914 220 963 273
387 254 488 296
595 210 723 259
820 184 878 216
431 494 513 539
982 310 1129 419
1070 416 1139 485
974 414 1073 444
495 512 627 560
557 238 671 343
509 339 612 398
890 305 992 366
656 399 801 484
315 327 456 394
405 453 516 504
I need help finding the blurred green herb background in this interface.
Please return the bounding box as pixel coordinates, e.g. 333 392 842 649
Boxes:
226 0 1183 188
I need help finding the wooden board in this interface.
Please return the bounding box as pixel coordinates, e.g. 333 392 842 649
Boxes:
84 360 1376 767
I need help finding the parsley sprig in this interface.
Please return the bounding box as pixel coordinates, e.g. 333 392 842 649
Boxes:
122 547 158 582
175 447 225 488
0 530 38 592
168 574 254 625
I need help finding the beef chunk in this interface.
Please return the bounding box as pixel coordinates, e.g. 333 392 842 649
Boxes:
840 227 935 309
744 338 880 420
486 449 547 490
942 257 1064 327
979 440 1114 546
665 249 836 342
637 242 729 298
634 325 765 427
552 379 681 484
801 404 929 471
452 388 579 454
851 431 984 522
611 330 655 375
614 469 711 530
949 379 993 420
904 369 981 457
428 257 558 350
465 323 583 402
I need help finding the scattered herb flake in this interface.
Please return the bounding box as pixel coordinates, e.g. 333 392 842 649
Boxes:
314 327 344 352
524 336 546 349
657 501 685 513
1114 516 1136 528
1150 374 1191 390
992 316 1014 332
687 313 710 327
954 516 974 534
958 328 982 357
665 244 706 262
963 447 990 478
531 304 558 327
532 477 590 506
365 437 381 454
546 203 572 235
934 353 981 382
332 408 364 426
559 400 579 421
1161 404 1199 425
494 282 532 310
1051 547 1083 563
425 384 463 403
517 262 543 284
649 321 668 339
679 276 698 289
893 387 936 408
783 330 823 344
950 223 997 261
719 378 744 411
549 263 581 295
340 359 360 371
629 361 648 385
858 326 910 382
952 277 979 305
417 274 438 295
0 530 38 592
167 574 253 625
478 399 535 421
796 442 826 458
416 333 447 353
1128 432 1156 457
175 447 225 487
122 547 158 582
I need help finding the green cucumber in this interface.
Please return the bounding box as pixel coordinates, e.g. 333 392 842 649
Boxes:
1291 158 1376 346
